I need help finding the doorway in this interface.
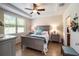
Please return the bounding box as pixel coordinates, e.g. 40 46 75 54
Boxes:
66 16 71 46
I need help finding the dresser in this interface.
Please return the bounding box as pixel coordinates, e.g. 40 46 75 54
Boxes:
50 33 60 42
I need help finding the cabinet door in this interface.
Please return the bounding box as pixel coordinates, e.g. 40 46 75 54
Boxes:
10 39 16 56
51 35 60 42
0 39 16 56
0 41 11 56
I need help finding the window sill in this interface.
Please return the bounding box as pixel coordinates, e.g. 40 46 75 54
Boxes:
5 32 25 35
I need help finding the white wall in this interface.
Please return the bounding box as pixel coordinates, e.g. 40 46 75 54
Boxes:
63 3 79 53
32 15 63 37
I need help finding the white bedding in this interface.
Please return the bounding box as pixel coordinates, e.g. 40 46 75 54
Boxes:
30 32 49 53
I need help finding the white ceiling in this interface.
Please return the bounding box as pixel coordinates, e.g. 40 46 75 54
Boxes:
0 3 70 19
11 3 70 18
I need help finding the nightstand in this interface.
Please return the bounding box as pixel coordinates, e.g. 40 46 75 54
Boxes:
50 33 60 43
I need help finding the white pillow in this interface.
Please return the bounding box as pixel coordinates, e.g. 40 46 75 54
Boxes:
42 31 48 35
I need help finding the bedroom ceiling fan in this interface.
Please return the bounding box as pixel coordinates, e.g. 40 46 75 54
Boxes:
25 3 45 15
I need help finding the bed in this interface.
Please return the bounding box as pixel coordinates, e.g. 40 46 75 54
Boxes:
21 25 50 55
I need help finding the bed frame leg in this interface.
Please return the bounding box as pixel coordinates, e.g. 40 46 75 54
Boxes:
44 52 47 55
42 51 47 56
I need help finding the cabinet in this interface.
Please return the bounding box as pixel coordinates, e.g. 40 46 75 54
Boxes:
50 33 60 42
0 35 16 56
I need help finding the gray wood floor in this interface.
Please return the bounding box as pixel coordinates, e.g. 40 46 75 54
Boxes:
16 42 62 56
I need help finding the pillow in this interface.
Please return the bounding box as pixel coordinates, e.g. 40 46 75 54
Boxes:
41 31 48 35
41 31 49 38
34 29 43 35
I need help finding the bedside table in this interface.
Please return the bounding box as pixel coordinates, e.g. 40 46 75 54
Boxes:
50 33 60 43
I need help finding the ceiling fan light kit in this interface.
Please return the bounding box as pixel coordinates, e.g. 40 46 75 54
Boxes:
33 10 37 13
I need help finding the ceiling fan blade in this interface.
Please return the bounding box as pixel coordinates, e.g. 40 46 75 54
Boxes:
25 8 32 10
59 3 65 7
33 3 37 7
33 3 37 10
30 12 33 14
37 9 45 11
37 12 40 15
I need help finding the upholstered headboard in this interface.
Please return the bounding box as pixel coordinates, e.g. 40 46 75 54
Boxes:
35 25 50 35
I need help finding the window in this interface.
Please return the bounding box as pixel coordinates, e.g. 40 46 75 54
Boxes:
4 14 25 34
17 18 25 33
4 14 16 34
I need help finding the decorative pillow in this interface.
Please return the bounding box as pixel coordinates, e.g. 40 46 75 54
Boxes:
34 29 43 35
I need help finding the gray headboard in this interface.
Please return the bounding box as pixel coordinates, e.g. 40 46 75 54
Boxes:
35 25 50 35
